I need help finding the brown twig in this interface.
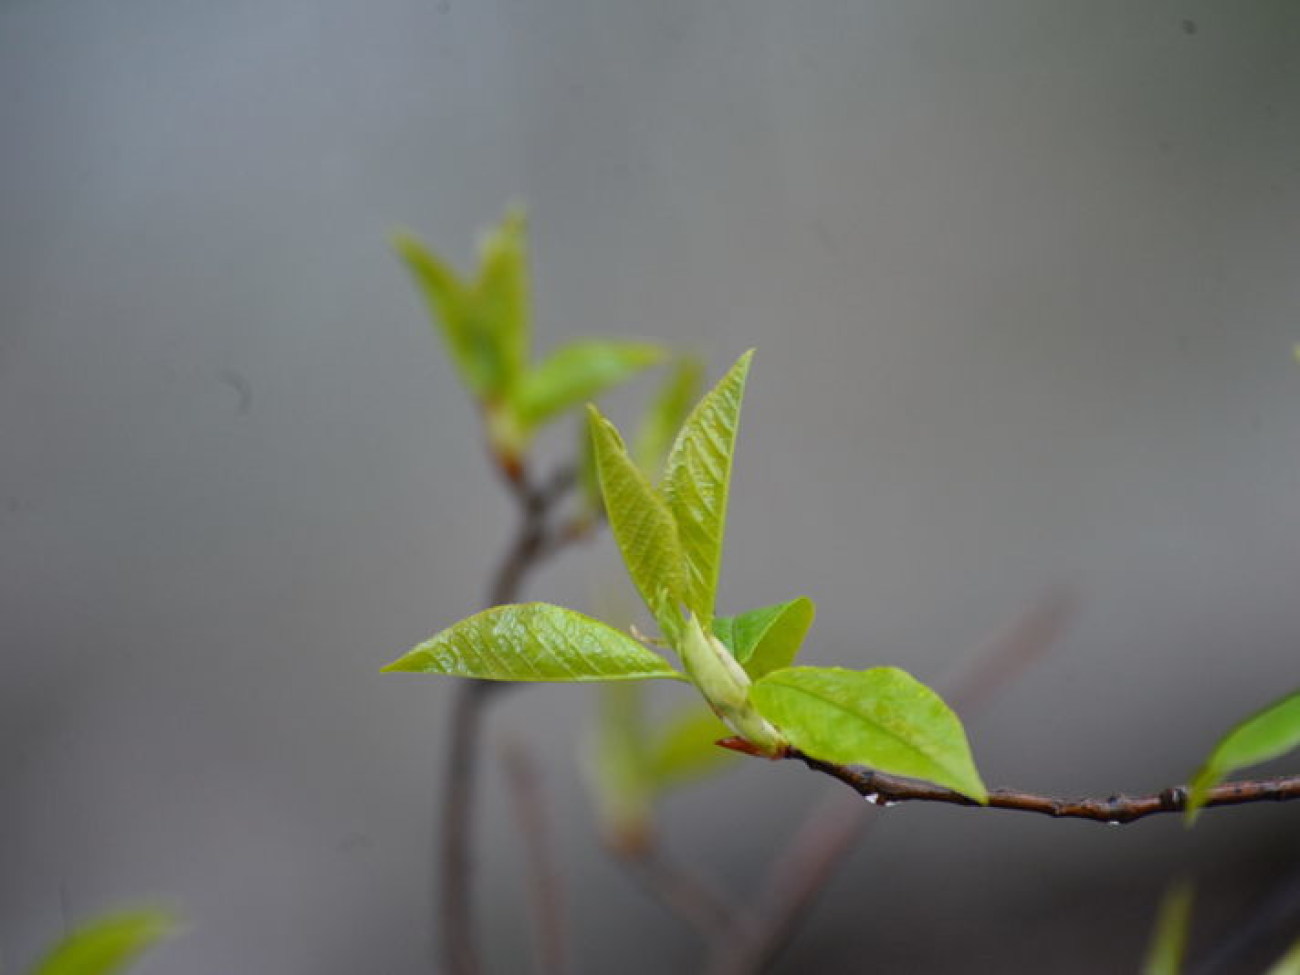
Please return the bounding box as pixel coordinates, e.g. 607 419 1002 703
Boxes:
707 590 1073 975
437 461 587 975
794 758 1300 824
500 736 569 975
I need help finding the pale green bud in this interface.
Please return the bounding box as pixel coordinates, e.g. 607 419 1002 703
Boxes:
678 614 786 756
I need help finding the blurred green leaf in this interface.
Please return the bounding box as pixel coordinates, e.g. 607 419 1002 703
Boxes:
751 666 987 802
587 405 686 621
713 597 816 680
1266 936 1300 975
383 603 683 682
392 231 487 393
647 705 737 789
1141 880 1194 975
588 683 656 853
516 340 665 430
633 356 704 475
33 909 175 975
1186 689 1300 823
469 207 530 398
660 351 753 627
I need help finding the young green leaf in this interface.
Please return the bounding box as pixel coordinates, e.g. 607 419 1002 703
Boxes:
660 350 753 626
1185 689 1300 823
469 208 530 398
587 405 686 617
713 597 816 680
392 231 486 394
647 705 737 790
33 909 176 975
516 340 666 431
1141 880 1194 975
751 666 988 803
1266 936 1300 975
633 355 704 475
383 603 683 682
587 682 656 854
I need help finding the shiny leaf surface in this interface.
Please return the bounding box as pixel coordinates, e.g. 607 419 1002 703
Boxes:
384 603 682 681
660 351 753 626
713 597 816 680
751 666 987 802
587 405 686 617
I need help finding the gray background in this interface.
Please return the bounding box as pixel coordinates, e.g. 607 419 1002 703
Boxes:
2 1 1299 971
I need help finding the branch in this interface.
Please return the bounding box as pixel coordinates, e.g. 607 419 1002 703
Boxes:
704 794 877 975
437 461 587 975
500 736 569 975
794 757 1300 824
707 590 1072 975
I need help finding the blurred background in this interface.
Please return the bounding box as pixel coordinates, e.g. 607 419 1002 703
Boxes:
2 1 1299 971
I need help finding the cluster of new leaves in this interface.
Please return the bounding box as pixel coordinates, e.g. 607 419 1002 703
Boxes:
386 351 989 804
393 209 665 473
26 909 175 975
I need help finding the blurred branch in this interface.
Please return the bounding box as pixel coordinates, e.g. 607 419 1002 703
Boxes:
1190 864 1300 975
439 460 590 975
620 844 752 942
500 736 570 975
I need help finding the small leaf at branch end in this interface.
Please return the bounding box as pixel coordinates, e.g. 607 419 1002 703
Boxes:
383 603 683 682
1265 936 1300 975
713 597 816 680
1185 688 1300 824
1141 880 1194 975
661 350 754 627
647 705 738 790
634 355 704 475
34 909 177 975
392 231 487 394
471 207 531 397
516 340 666 431
587 405 686 616
751 666 988 803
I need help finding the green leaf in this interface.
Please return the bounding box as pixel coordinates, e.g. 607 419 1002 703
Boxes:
660 350 753 626
1141 881 1194 975
713 597 816 680
469 207 530 397
647 705 737 790
587 683 655 852
1266 937 1300 975
1186 689 1300 823
383 603 683 682
633 356 704 475
751 666 988 803
392 231 487 394
516 340 666 430
587 405 686 619
33 909 176 975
